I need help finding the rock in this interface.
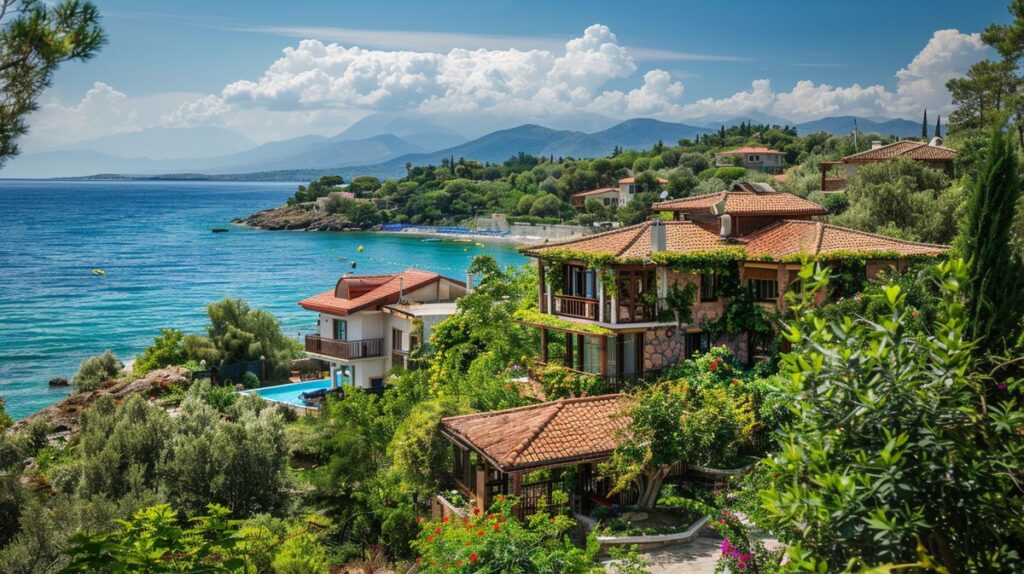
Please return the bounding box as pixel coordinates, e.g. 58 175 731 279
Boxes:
48 377 68 387
236 204 361 232
13 366 192 435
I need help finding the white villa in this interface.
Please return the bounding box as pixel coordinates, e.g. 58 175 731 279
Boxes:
298 269 466 389
571 176 669 208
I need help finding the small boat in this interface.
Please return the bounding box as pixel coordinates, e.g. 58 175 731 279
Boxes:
357 245 365 252
338 256 347 261
475 242 485 247
211 228 229 233
421 238 441 243
91 268 106 276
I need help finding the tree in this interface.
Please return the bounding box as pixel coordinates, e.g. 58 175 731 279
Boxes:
922 109 929 140
956 125 1024 354
389 399 465 496
0 0 105 166
133 329 185 376
528 193 562 218
758 260 1024 572
602 382 753 509
71 349 121 393
187 298 303 380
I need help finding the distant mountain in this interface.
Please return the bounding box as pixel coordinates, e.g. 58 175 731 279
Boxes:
694 112 798 129
591 118 710 147
208 134 424 174
795 116 925 137
47 127 256 160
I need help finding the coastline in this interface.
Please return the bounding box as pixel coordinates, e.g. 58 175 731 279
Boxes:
232 218 546 247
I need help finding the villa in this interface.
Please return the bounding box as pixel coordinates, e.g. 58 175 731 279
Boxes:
819 138 957 191
714 146 787 173
298 269 466 389
571 176 669 208
520 183 947 382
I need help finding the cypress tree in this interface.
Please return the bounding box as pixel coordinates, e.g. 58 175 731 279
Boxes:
922 109 929 140
935 115 942 138
957 125 1024 353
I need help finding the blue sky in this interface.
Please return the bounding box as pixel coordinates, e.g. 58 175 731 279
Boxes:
25 0 1009 150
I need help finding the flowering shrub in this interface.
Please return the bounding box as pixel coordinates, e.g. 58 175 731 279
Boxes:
716 538 782 574
411 493 642 573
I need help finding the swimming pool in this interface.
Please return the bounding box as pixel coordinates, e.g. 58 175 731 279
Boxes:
241 378 333 408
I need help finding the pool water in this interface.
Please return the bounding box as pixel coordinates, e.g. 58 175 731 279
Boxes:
241 378 334 407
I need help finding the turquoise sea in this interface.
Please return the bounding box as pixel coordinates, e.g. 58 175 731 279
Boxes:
0 180 527 420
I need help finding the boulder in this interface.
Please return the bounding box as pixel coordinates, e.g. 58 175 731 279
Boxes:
13 366 192 435
47 377 68 387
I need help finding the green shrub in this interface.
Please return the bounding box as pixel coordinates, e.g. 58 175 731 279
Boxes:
242 370 260 389
71 349 122 393
133 329 186 376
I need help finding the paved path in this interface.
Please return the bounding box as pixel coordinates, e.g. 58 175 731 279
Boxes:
639 536 723 574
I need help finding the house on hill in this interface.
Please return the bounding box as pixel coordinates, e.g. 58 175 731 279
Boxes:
819 138 956 191
520 183 947 381
571 176 668 208
298 269 465 389
714 146 787 173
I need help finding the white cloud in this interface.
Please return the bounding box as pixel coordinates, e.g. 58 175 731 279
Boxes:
677 29 988 122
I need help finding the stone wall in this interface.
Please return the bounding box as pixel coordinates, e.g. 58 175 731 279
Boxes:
643 326 686 371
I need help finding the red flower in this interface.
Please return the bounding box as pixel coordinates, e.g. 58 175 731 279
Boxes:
442 516 450 523
427 535 434 542
477 530 485 536
470 553 478 564
496 495 505 502
416 557 421 564
462 517 469 524
417 516 425 523
493 523 501 531
434 527 442 534
473 507 481 515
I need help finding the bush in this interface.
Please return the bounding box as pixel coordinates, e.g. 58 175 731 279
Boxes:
133 329 186 376
242 371 260 389
71 349 122 393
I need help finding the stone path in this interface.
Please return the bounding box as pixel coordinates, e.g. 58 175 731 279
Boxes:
638 536 723 574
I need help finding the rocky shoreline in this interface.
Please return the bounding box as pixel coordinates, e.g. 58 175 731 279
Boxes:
233 204 361 231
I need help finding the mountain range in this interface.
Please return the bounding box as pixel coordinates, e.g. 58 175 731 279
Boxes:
0 112 933 180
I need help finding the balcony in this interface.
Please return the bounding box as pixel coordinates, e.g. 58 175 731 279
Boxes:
822 178 847 191
305 335 383 360
553 294 599 320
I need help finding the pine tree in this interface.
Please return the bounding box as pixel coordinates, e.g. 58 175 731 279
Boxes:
922 109 929 140
957 125 1024 354
935 115 942 138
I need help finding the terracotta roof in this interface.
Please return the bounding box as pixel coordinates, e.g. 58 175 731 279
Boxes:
652 189 828 217
841 140 957 162
298 269 451 316
716 146 786 156
523 220 727 259
743 220 949 258
572 187 618 198
618 176 669 184
440 394 629 472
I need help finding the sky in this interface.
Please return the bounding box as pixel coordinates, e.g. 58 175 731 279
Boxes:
23 0 1012 151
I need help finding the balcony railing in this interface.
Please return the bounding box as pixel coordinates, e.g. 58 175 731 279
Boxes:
553 294 599 320
822 178 847 191
305 335 383 360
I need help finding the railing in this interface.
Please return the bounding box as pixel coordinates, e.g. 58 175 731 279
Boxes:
553 294 599 320
536 358 659 394
305 335 383 360
822 178 847 191
603 299 665 323
519 478 568 517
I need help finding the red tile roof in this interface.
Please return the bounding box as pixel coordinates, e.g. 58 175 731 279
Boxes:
716 146 786 156
440 394 629 472
571 187 618 198
652 189 828 217
298 269 451 316
523 220 727 259
841 140 957 162
619 176 669 184
743 220 949 258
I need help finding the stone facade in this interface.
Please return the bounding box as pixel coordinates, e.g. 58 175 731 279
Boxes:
643 326 686 371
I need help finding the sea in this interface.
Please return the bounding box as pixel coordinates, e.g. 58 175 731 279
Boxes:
0 180 528 420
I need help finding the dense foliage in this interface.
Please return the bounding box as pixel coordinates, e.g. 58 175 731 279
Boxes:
70 349 122 393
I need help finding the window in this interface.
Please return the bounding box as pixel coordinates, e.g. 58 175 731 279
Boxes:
686 331 711 359
699 273 719 302
564 265 596 298
748 278 779 301
334 319 348 341
392 328 403 351
370 377 385 388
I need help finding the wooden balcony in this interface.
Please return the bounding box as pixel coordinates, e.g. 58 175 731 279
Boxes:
822 178 847 191
553 295 599 320
305 335 383 360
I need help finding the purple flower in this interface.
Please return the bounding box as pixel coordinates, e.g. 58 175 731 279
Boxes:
998 383 1008 391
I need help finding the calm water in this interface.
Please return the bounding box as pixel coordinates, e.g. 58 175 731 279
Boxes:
0 180 527 420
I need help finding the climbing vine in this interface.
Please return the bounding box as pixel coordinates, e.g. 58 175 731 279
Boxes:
661 282 698 325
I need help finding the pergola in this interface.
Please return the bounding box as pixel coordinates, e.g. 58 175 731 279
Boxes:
438 394 631 516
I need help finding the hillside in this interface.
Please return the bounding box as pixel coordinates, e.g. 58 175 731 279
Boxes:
795 116 925 137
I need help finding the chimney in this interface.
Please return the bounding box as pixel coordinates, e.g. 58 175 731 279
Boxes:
465 272 475 293
650 218 666 252
871 140 882 150
398 277 404 301
719 214 733 238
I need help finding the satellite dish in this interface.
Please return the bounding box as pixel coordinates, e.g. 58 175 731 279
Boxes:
659 190 669 200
